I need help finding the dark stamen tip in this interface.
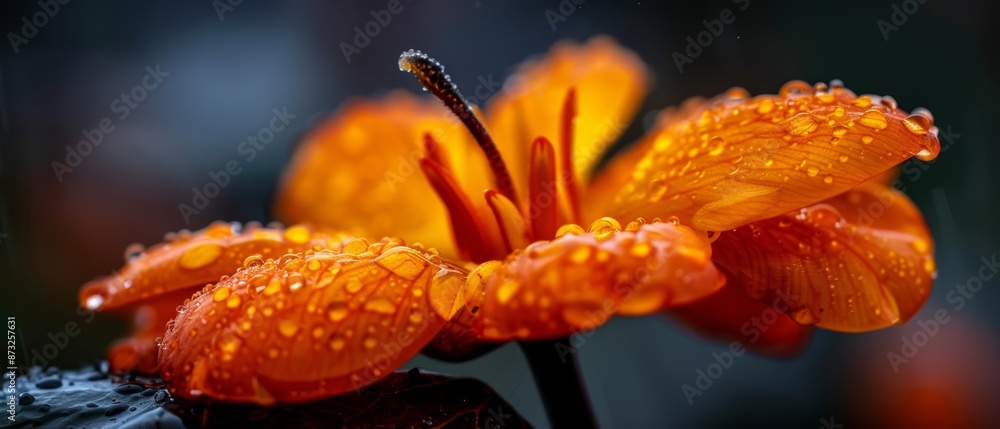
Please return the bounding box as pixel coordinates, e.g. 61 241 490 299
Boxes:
398 49 520 205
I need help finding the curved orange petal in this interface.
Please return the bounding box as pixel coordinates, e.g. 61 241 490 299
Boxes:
486 36 650 198
274 91 493 259
670 273 813 357
79 221 345 311
158 239 469 405
606 82 941 231
471 219 723 342
710 183 935 332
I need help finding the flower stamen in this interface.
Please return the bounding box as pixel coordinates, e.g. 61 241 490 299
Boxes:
400 50 520 205
560 87 582 225
529 137 560 240
419 158 498 262
485 190 530 253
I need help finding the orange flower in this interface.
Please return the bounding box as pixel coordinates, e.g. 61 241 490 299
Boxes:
79 36 939 405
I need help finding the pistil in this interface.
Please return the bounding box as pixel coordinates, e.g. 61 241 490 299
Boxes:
400 50 520 205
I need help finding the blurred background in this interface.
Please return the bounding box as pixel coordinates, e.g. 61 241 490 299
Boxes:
2 0 998 427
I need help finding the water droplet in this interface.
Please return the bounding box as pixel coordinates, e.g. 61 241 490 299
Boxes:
180 244 224 270
329 336 346 351
879 96 898 110
787 113 819 136
853 96 872 108
555 224 585 238
588 217 621 240
757 99 775 114
857 109 887 130
364 298 397 314
647 179 668 200
790 307 819 325
226 294 241 308
630 242 651 258
409 312 424 324
569 247 591 264
496 281 520 304
725 87 750 99
363 337 377 349
327 302 349 322
263 279 282 295
832 127 848 137
861 135 874 144
923 258 936 274
707 136 726 156
832 106 846 117
212 287 230 302
778 80 813 97
123 243 145 262
838 155 849 163
902 114 931 135
243 255 264 269
85 294 105 310
282 225 311 244
342 238 369 255
346 277 364 293
278 319 298 338
824 176 834 184
807 166 820 177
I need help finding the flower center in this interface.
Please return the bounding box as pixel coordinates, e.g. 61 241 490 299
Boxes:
400 50 583 261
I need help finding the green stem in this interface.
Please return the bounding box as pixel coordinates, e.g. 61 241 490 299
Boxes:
518 338 597 429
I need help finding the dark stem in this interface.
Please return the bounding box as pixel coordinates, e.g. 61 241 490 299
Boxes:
519 338 598 429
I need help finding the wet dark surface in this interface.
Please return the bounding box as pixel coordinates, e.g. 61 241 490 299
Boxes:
6 364 530 428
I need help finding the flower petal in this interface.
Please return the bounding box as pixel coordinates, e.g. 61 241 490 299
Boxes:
275 92 492 258
159 239 469 404
78 221 345 311
670 273 813 357
486 36 650 197
607 82 941 231
710 184 935 332
471 219 723 341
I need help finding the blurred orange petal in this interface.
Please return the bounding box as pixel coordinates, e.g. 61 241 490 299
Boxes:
159 239 468 404
710 183 935 332
79 221 345 311
486 36 650 198
472 219 723 341
606 82 941 231
670 273 813 357
275 92 493 259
